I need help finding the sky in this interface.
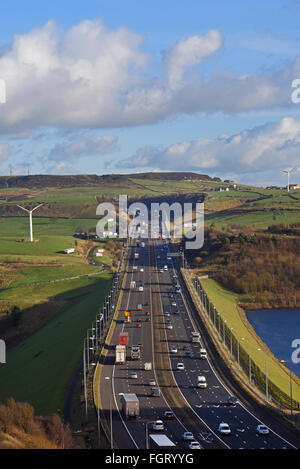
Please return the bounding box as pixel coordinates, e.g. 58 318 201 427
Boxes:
1 0 300 185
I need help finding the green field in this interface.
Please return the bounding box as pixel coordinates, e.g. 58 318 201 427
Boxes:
0 217 98 237
0 271 112 415
0 218 114 415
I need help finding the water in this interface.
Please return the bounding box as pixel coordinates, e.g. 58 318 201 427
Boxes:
246 308 300 378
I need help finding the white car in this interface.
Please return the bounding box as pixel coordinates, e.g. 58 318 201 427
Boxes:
170 347 178 354
130 372 138 379
139 286 144 292
218 422 231 435
182 432 194 441
166 324 173 330
140 268 144 272
171 302 177 307
164 312 170 316
256 424 269 435
188 441 201 449
152 420 164 431
177 363 185 371
197 376 207 388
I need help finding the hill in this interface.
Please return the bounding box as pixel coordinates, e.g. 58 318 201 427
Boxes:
0 172 220 190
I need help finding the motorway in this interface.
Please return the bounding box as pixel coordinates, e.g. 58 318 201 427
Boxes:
99 237 300 450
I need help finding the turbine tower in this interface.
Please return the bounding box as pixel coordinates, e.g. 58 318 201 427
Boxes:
283 169 292 192
16 204 43 242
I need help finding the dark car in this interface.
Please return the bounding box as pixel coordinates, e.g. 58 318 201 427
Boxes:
163 411 174 419
185 351 191 358
227 396 238 406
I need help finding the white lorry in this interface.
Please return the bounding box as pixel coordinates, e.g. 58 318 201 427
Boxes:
122 394 140 420
115 345 126 364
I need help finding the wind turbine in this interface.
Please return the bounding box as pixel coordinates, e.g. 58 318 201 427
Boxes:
283 169 293 192
16 204 44 242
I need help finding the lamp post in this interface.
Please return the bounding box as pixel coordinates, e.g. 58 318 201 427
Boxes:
230 328 233 360
83 338 88 421
105 377 113 449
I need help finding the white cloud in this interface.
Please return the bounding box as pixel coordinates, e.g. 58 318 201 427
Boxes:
120 117 300 177
48 133 118 163
0 19 299 135
163 30 223 89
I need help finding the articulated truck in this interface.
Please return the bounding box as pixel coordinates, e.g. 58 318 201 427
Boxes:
122 394 140 420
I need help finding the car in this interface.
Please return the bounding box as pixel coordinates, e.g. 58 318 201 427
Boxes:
137 318 142 322
163 411 174 419
152 420 164 431
227 396 238 406
177 363 185 371
146 317 151 322
185 351 192 358
182 432 194 441
138 343 143 348
137 323 142 328
130 372 138 379
146 311 151 316
218 422 231 435
139 286 144 292
197 376 207 388
256 424 269 435
166 324 173 330
170 347 178 354
160 269 164 273
140 268 144 272
164 312 170 317
149 378 156 386
188 441 201 450
171 302 177 307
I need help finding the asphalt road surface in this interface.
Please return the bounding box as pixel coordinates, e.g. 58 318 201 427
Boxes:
99 237 300 450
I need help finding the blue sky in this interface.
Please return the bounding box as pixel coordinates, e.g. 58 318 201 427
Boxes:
1 0 300 185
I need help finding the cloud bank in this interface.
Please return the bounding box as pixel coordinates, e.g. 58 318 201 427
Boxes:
121 117 300 177
0 18 299 135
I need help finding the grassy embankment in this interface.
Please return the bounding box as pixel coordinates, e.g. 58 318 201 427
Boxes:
200 278 300 403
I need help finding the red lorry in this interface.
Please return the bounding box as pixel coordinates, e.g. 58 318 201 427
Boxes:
119 332 129 347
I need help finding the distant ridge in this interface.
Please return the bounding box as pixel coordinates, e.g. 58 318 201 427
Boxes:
0 172 221 189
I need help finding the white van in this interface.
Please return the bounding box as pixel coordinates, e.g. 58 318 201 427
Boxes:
199 348 207 359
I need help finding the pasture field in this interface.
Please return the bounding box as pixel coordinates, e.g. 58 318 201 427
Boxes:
0 271 112 415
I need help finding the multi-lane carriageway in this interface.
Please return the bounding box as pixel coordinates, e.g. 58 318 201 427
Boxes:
99 238 299 450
